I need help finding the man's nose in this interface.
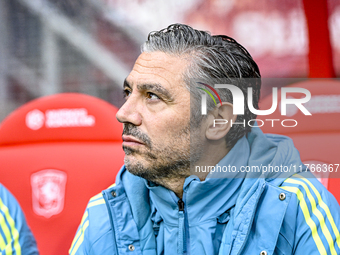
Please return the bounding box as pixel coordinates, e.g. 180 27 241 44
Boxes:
116 97 142 126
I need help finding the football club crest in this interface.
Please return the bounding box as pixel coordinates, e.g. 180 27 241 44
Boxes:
31 169 67 218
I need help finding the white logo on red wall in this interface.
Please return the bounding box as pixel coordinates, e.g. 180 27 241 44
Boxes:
31 169 67 218
26 109 45 130
25 108 95 130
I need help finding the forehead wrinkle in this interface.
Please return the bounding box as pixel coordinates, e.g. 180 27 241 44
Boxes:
133 62 181 77
127 52 189 97
131 69 178 89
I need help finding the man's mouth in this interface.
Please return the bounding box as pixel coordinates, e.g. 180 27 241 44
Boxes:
122 135 145 147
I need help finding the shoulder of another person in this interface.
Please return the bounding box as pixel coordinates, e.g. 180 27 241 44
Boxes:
279 172 340 255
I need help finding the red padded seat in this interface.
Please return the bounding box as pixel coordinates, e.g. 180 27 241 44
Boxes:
0 93 124 255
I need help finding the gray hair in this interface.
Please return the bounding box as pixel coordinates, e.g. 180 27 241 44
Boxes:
142 24 261 149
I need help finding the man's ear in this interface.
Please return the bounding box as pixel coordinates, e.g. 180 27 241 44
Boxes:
206 102 237 140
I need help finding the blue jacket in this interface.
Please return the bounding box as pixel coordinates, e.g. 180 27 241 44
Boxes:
69 128 340 255
0 184 39 255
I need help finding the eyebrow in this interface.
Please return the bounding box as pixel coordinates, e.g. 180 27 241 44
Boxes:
124 79 173 101
123 79 132 89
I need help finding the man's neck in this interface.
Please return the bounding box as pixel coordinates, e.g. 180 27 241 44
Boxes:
153 144 231 198
156 177 186 198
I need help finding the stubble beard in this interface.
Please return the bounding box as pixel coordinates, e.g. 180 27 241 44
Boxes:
122 122 203 185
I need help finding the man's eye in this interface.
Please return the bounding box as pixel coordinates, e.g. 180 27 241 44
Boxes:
123 89 131 99
146 92 160 100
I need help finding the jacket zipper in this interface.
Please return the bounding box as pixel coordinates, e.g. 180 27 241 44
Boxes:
178 199 185 254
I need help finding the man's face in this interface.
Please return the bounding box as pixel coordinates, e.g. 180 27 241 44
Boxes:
116 52 193 182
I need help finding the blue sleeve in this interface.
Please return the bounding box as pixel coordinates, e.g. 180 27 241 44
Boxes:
69 192 108 255
68 206 90 255
0 184 39 255
69 191 116 255
281 174 340 255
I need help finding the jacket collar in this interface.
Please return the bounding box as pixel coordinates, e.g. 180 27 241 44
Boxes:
145 136 250 225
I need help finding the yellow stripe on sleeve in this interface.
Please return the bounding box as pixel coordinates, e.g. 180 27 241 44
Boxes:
69 211 88 254
69 189 111 254
284 179 337 255
69 194 106 254
295 174 340 249
0 198 21 255
89 193 102 202
88 199 105 208
70 220 89 255
281 186 327 255
108 183 116 189
0 234 6 251
0 210 12 255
